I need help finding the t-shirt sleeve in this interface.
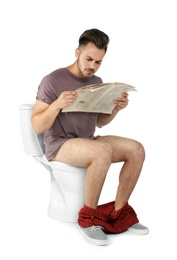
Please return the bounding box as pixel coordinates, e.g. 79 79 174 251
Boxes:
36 75 58 105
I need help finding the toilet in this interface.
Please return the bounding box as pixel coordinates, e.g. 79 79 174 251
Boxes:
19 104 86 222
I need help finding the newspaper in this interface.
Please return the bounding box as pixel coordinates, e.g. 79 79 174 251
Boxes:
62 82 136 114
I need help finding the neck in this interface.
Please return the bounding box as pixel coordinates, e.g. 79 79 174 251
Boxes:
66 63 84 78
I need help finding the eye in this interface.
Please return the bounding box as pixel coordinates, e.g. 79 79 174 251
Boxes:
86 57 92 61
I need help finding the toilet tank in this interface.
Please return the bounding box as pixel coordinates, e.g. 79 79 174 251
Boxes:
19 104 45 156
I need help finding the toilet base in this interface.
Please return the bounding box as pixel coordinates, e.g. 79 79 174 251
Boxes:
47 180 85 222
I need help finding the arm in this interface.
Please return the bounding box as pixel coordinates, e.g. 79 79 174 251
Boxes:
31 91 77 135
97 92 129 127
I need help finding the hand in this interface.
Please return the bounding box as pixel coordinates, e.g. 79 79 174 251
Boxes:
56 91 77 109
114 92 129 112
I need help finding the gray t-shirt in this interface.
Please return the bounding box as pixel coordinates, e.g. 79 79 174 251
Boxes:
36 68 102 160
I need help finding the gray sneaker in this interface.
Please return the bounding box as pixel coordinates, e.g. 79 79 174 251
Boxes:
79 225 108 246
127 223 149 235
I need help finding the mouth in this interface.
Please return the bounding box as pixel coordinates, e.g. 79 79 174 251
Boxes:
85 69 94 75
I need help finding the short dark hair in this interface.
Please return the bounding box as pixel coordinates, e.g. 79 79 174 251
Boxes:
78 28 110 53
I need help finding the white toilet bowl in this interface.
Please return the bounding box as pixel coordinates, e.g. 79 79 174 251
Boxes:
19 104 86 222
47 161 86 222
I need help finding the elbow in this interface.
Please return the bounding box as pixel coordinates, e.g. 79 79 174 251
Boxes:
31 117 43 135
31 124 41 136
33 127 42 136
96 123 103 128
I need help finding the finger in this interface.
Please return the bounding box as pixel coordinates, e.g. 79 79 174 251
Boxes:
122 92 128 97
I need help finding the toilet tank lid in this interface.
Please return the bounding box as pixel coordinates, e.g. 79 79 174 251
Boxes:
19 104 34 110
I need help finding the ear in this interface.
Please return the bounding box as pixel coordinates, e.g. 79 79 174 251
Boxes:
75 48 80 58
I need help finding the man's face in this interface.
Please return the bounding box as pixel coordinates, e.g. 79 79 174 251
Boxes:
76 42 106 78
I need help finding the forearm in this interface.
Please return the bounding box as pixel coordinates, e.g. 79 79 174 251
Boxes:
97 92 129 127
32 100 61 134
97 109 119 127
32 91 77 134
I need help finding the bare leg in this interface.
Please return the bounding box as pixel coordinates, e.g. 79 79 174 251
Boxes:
53 135 145 211
97 136 145 210
53 138 113 209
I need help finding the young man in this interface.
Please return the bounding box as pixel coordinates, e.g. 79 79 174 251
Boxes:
32 28 149 246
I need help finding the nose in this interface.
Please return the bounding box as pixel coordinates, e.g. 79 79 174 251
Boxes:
89 60 96 70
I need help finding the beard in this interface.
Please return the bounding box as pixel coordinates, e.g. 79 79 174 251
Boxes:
77 57 95 78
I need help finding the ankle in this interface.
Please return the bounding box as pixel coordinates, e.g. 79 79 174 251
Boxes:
114 202 128 212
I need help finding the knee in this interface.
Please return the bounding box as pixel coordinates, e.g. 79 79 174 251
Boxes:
133 141 145 162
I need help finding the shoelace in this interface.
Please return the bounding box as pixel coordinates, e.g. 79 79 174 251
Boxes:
91 225 103 232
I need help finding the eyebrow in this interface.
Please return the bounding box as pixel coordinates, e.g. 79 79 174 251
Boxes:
86 55 102 63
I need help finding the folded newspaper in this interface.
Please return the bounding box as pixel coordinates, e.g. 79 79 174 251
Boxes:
62 82 136 114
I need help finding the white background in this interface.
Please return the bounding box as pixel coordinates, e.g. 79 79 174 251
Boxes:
1 0 177 259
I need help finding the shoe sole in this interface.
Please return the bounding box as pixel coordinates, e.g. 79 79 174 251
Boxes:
127 225 149 235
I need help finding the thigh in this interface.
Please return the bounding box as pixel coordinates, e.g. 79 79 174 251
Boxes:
97 135 142 162
53 137 112 167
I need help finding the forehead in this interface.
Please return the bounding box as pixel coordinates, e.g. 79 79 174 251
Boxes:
80 42 106 60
